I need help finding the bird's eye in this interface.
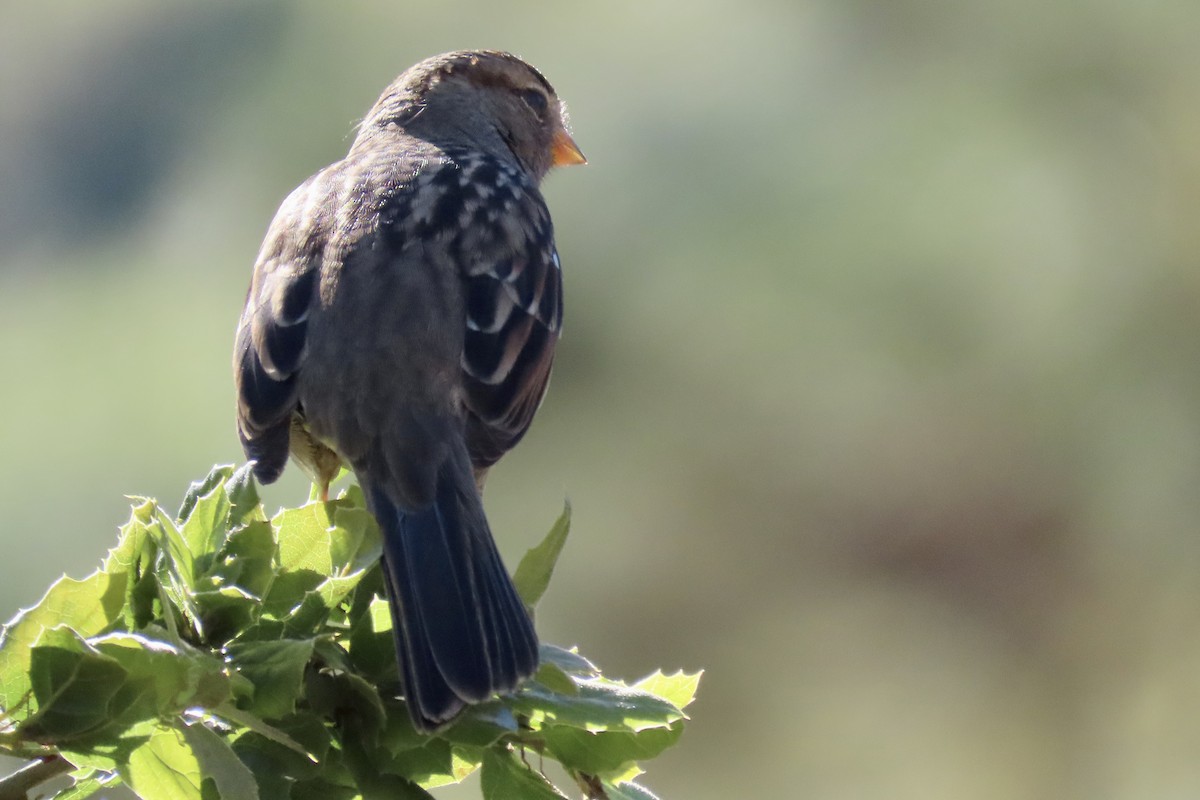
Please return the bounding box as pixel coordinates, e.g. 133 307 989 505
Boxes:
518 88 549 120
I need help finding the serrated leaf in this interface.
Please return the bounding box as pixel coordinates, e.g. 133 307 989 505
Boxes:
216 520 276 600
225 639 315 719
444 746 484 786
541 722 683 775
439 702 519 748
218 704 318 762
119 723 203 800
271 504 337 574
143 501 196 591
513 503 571 609
606 763 644 785
0 570 128 714
22 628 128 740
386 742 481 790
105 500 157 575
225 463 264 529
512 677 685 733
480 749 568 800
382 738 454 786
192 586 261 646
283 573 370 636
264 502 370 617
633 670 702 710
92 631 231 717
177 465 235 525
56 718 158 773
179 480 232 569
227 712 328 799
179 718 259 800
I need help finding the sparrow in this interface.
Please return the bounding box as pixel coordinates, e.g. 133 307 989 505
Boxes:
232 50 585 731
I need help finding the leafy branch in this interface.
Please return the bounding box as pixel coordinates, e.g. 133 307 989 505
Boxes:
0 465 699 800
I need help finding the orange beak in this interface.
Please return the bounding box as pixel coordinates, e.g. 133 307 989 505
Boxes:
551 128 587 167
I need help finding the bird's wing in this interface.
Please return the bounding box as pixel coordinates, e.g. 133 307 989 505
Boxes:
437 152 564 469
233 174 329 483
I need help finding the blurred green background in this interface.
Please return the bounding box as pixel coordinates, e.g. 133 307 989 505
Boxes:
3 1 1200 797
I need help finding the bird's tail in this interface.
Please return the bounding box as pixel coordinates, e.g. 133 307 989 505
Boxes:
364 459 539 731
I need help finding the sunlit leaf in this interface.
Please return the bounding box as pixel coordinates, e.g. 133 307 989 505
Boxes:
513 503 570 609
119 723 203 800
179 718 259 800
24 628 128 740
512 676 685 733
633 670 702 711
480 749 568 800
541 722 683 775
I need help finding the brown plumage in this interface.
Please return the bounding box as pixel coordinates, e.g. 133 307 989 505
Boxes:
232 50 584 730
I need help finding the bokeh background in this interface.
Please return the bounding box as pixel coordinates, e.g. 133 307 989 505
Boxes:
4 1 1200 797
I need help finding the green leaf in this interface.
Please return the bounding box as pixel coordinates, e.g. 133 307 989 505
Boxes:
23 628 128 740
440 702 520 748
533 661 578 696
179 718 260 800
431 746 485 788
283 574 369 637
0 465 696 800
304 667 386 741
381 738 454 786
105 500 158 577
119 723 204 800
480 749 568 800
328 505 379 574
225 463 264 529
214 520 276 600
177 465 235 525
512 677 685 733
513 503 571 609
55 769 122 800
541 722 683 775
228 711 328 798
217 703 318 761
271 500 376 579
538 644 599 677
346 594 397 682
192 587 262 646
224 639 315 719
143 500 197 591
179 478 233 568
634 670 702 711
91 631 231 718
0 570 128 714
56 718 158 774
264 505 348 615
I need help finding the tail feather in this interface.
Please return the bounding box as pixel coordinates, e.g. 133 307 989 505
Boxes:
365 460 538 731
378 559 465 725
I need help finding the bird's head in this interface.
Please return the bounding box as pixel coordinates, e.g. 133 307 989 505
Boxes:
362 50 585 181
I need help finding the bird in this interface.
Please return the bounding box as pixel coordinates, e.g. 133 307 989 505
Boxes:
232 50 585 731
